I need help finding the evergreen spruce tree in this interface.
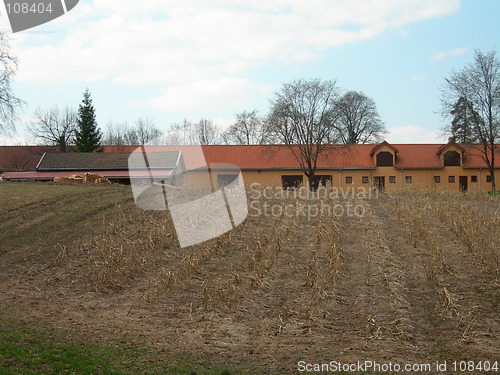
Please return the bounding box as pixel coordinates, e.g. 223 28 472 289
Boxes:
75 88 102 152
448 97 480 144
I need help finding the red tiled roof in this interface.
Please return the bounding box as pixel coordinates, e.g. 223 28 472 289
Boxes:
461 144 499 168
103 144 500 170
1 143 498 175
102 145 378 170
392 144 499 169
0 146 57 171
392 144 443 169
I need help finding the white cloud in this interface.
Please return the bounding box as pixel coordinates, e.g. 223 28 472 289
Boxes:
143 77 271 112
11 0 460 113
431 47 468 61
385 125 447 144
15 0 461 83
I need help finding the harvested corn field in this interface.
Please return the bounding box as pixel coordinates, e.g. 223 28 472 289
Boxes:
0 183 498 374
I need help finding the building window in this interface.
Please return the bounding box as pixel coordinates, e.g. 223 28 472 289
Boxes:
376 151 394 167
362 176 369 184
471 175 477 183
282 175 303 189
217 174 238 186
389 176 396 183
449 176 455 183
434 176 440 183
443 151 461 166
486 175 492 183
345 176 353 184
405 176 412 183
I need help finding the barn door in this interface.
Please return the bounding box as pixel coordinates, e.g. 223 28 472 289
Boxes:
459 176 468 192
374 176 385 192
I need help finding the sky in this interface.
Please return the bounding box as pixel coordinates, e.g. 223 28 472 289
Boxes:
1 0 499 145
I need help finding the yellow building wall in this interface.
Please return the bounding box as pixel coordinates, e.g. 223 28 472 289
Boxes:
182 167 499 193
183 169 289 189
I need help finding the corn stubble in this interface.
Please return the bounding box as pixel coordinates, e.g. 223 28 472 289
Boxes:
67 188 497 345
392 192 499 342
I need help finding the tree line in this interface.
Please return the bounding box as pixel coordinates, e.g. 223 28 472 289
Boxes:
24 83 388 151
27 88 103 152
441 50 500 192
157 86 387 146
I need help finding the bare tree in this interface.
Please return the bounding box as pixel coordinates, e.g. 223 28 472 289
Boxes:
268 79 340 189
332 91 387 144
441 49 500 192
0 31 22 134
162 119 194 145
161 118 222 145
103 121 129 146
129 117 163 145
223 110 270 145
104 117 163 145
27 106 77 152
195 118 221 145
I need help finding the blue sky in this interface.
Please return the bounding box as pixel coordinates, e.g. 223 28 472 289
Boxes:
1 0 499 144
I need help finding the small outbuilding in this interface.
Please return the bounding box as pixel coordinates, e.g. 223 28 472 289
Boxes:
0 151 185 185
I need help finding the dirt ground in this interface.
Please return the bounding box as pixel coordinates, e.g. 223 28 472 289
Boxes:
0 182 498 374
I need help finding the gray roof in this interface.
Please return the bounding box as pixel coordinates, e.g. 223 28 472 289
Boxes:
37 152 182 171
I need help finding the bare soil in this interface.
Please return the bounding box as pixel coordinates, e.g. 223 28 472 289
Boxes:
0 182 498 374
